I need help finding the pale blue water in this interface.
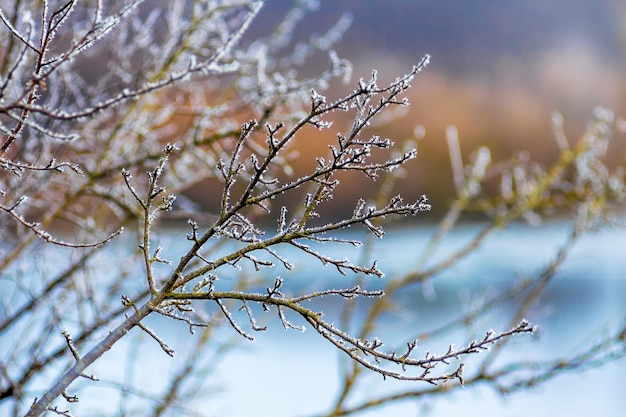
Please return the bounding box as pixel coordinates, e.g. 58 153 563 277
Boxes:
202 221 626 417
1 221 624 416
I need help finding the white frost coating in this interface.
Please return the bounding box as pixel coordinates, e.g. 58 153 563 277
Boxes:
463 146 491 197
446 125 464 191
551 111 570 151
6 1 609 414
413 125 426 139
313 12 353 50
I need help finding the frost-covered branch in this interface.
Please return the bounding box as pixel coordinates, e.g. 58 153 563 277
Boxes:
2 1 624 417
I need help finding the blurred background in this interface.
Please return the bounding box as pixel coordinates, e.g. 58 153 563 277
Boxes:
67 2 626 416
212 2 625 416
232 0 626 216
3 2 623 417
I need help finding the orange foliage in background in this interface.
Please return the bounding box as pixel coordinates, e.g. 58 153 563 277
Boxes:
271 46 626 217
170 44 626 219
